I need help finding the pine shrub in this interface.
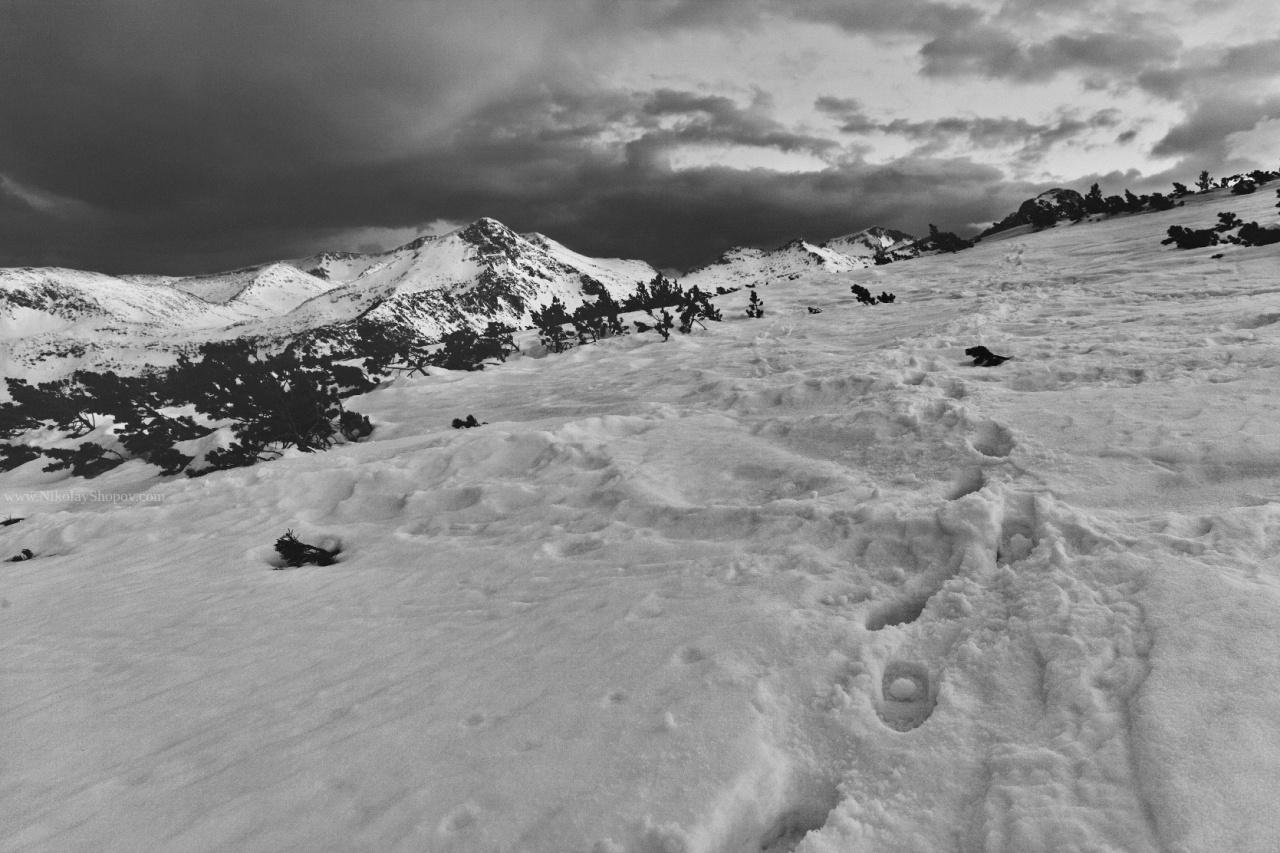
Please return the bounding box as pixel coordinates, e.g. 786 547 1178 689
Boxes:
1162 226 1220 249
273 531 338 568
676 286 721 333
41 443 126 478
0 444 43 472
634 308 674 341
531 296 574 353
966 346 1010 367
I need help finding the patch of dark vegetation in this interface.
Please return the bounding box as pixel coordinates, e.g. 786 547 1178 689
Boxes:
966 346 1010 367
273 530 339 568
1163 210 1280 250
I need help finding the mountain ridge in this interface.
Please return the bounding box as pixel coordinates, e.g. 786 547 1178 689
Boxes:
0 217 918 379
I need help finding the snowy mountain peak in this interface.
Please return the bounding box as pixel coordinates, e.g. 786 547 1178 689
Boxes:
822 226 918 257
682 232 892 291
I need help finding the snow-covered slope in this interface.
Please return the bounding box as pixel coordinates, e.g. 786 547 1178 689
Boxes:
4 184 1280 852
821 225 917 258
683 238 879 291
0 218 661 379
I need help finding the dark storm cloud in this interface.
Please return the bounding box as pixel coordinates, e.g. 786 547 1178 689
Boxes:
920 28 1181 80
1139 37 1280 99
628 89 840 165
1151 94 1280 162
0 1 567 212
816 98 1123 164
310 86 1024 270
1 0 1271 277
0 55 1029 275
796 0 984 38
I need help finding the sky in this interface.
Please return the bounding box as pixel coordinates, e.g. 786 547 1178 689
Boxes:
2 0 1278 275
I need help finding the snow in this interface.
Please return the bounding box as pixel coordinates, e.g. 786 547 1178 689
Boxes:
3 184 1280 851
683 240 874 293
0 219 659 380
821 227 917 259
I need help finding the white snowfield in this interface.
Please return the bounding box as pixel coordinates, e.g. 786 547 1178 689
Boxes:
3 186 1280 852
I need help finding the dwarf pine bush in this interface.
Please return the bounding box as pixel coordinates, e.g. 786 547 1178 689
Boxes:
273 531 339 568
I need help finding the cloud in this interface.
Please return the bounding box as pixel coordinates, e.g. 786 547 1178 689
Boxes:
1151 94 1280 166
796 0 984 38
0 67 1038 274
1225 117 1280 166
0 1 569 213
921 28 1181 81
1139 36 1280 99
0 0 1274 276
816 99 1124 166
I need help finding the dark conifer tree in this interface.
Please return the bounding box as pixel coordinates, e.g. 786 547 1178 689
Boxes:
1215 212 1242 232
633 308 674 340
4 377 97 437
0 444 43 472
1084 184 1107 214
676 285 721 333
41 442 126 478
531 296 574 353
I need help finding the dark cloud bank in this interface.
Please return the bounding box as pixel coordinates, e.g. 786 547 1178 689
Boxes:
0 0 1275 275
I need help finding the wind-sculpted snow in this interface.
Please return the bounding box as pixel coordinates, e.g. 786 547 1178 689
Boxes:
3 184 1280 852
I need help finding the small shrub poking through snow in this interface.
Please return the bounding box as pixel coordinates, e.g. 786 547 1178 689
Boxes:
676 285 722 334
634 308 675 341
966 346 1011 367
746 290 764 318
7 549 33 562
273 531 339 568
852 284 896 305
1162 226 1220 250
1215 212 1242 232
452 415 485 429
1237 222 1280 247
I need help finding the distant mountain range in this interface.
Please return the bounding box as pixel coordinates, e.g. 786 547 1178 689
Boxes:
0 219 919 378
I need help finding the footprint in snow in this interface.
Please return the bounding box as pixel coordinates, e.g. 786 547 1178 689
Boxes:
675 645 707 664
970 421 1015 458
874 661 936 732
439 804 479 834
